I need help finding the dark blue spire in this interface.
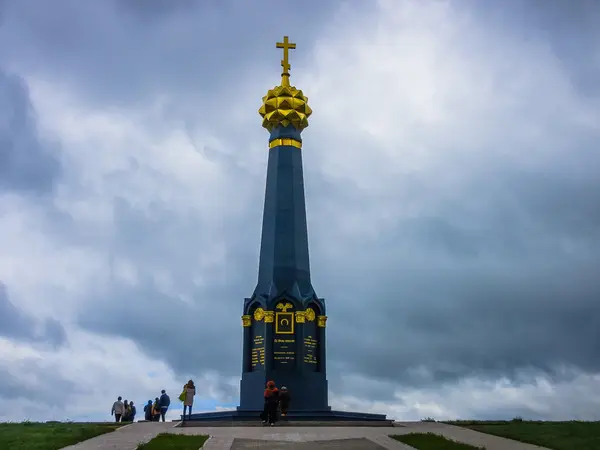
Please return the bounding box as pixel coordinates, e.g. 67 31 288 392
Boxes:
254 125 314 303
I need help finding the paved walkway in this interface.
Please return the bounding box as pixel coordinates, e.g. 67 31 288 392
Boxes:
61 421 551 450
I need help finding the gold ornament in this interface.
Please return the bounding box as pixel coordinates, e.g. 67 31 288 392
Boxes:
276 302 294 313
253 308 265 322
305 308 316 322
295 311 306 323
241 315 251 327
317 315 328 328
264 311 275 323
258 36 312 132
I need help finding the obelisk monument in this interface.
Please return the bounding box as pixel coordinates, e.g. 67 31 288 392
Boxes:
238 36 329 411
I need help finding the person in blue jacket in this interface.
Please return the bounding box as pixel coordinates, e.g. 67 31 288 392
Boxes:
159 389 171 422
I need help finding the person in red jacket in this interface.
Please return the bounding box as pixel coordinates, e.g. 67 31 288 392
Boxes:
262 381 279 426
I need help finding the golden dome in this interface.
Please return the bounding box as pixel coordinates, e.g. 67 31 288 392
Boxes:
259 36 312 132
259 76 312 132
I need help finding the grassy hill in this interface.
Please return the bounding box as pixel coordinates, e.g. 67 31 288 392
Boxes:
0 421 123 450
447 419 600 450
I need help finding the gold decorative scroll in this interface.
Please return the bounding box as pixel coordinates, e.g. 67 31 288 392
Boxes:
242 315 252 327
276 302 294 313
317 315 328 328
295 311 306 323
304 307 316 322
264 311 275 323
253 307 265 322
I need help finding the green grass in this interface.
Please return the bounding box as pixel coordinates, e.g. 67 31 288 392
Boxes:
136 433 209 449
0 421 123 450
448 420 600 450
392 433 483 449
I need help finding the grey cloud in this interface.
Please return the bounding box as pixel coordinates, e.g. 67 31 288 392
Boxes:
0 359 77 409
3 0 600 419
71 68 600 395
476 0 600 96
311 160 600 390
78 277 243 378
0 282 68 348
75 196 263 380
72 135 600 398
116 0 198 18
72 186 278 392
0 0 338 109
0 69 61 193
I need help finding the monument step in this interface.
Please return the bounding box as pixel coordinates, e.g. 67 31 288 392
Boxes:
180 420 395 427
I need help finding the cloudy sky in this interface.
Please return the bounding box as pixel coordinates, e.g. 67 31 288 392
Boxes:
1 0 600 422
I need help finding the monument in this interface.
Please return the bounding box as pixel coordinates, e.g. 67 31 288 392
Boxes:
186 37 387 423
238 35 327 412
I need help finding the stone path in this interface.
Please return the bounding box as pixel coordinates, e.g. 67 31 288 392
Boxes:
60 422 175 450
230 437 387 449
61 421 552 450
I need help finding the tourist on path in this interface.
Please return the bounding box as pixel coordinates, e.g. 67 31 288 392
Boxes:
129 401 137 422
159 389 170 422
111 396 124 423
152 397 161 421
263 380 279 426
122 400 130 422
279 386 290 418
143 400 153 421
182 380 196 421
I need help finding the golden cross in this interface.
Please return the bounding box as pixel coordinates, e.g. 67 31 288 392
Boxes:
276 36 296 75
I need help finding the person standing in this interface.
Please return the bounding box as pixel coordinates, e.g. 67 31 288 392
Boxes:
143 400 153 421
152 397 161 422
122 400 130 422
159 389 170 422
279 386 291 418
263 381 279 426
182 380 196 421
111 396 124 423
129 401 137 422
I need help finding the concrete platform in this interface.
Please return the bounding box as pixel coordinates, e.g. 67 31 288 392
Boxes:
183 409 389 423
180 420 395 427
59 421 553 450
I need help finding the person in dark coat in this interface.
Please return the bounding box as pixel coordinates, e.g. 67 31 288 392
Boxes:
159 390 170 422
129 401 137 422
144 400 153 421
262 380 279 426
278 386 290 418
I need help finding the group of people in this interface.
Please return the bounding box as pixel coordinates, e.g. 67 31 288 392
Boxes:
110 380 196 423
261 381 290 426
143 389 171 422
110 397 137 422
111 379 294 425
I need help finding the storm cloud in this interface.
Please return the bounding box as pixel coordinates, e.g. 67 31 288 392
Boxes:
0 69 61 193
0 0 599 422
0 283 67 348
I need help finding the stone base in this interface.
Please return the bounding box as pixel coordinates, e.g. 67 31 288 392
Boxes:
181 409 391 426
